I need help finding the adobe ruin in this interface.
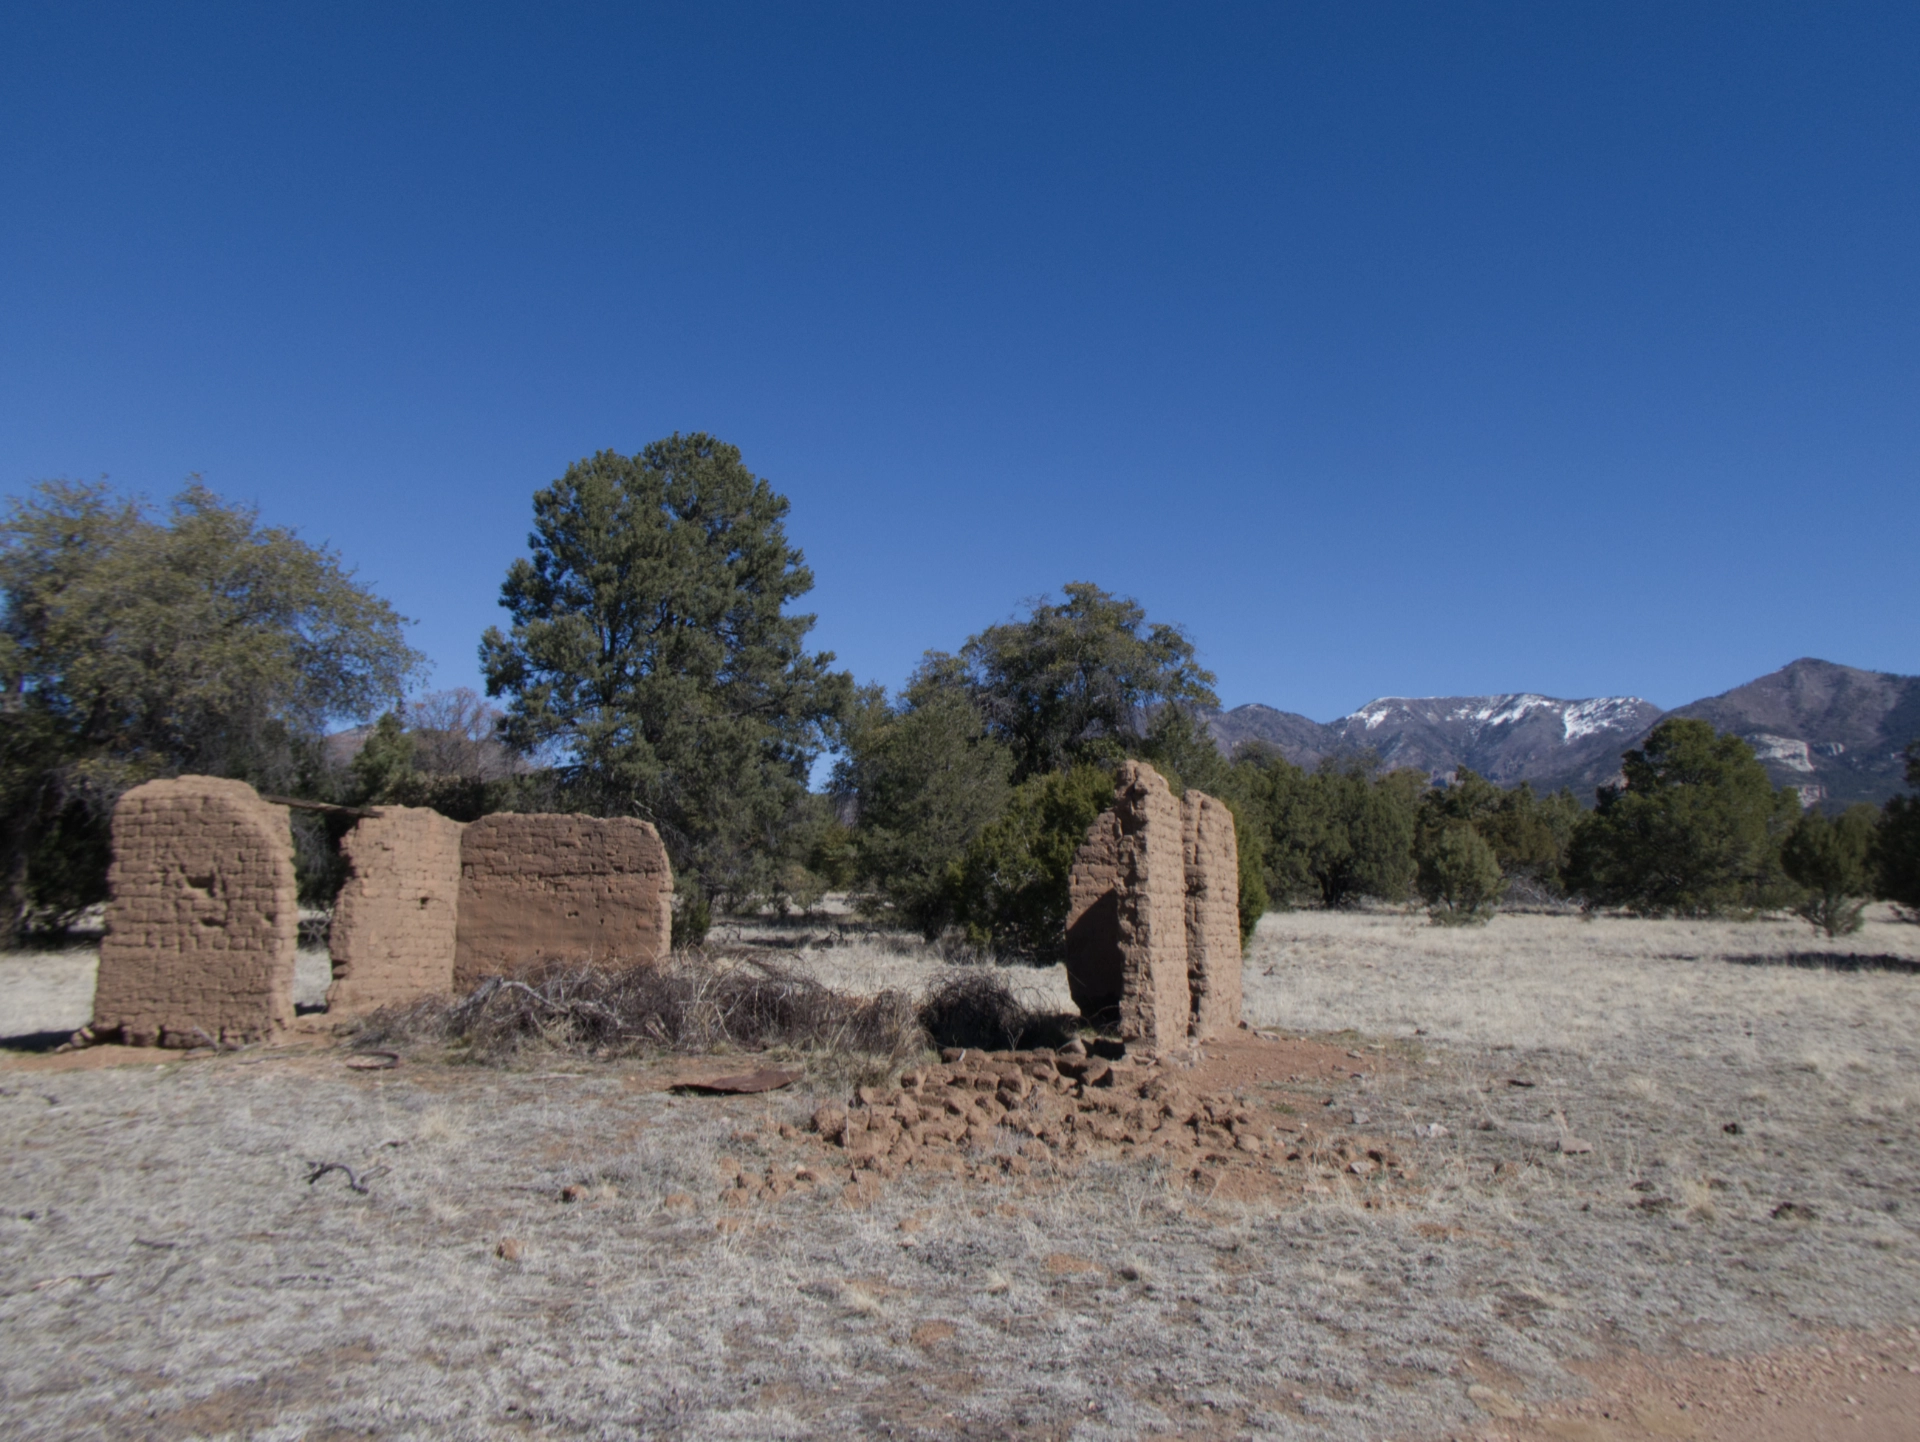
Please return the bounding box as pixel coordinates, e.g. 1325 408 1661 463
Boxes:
1064 760 1192 1047
452 813 674 988
326 806 467 1015
1181 789 1242 1040
93 776 299 1047
1064 761 1243 1046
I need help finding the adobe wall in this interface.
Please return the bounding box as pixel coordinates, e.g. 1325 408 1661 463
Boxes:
1065 807 1123 1016
1182 789 1243 1040
1064 761 1190 1048
326 806 467 1015
93 776 298 1047
453 813 673 987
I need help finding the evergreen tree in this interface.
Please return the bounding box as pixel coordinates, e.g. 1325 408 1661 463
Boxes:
953 582 1217 782
1781 803 1878 937
349 711 417 802
1234 751 1417 909
832 666 1013 938
946 764 1115 961
480 437 852 909
1565 719 1799 916
1415 767 1581 892
1873 740 1920 912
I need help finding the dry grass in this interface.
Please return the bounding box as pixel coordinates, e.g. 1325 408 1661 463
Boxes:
0 948 333 1039
1243 903 1920 1057
2 910 1918 1439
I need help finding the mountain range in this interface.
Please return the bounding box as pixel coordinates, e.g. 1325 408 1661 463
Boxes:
1206 658 1920 808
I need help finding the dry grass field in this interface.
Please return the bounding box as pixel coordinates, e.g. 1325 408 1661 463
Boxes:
3 909 1919 1440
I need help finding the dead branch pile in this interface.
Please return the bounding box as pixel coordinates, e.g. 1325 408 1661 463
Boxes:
917 968 1071 1052
351 954 924 1064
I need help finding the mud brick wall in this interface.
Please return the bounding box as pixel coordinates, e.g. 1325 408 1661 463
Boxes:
1065 761 1190 1048
1066 808 1123 1017
93 776 297 1047
326 806 467 1015
1182 789 1243 1040
453 814 673 987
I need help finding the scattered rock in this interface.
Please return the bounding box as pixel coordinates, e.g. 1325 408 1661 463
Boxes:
495 1237 522 1261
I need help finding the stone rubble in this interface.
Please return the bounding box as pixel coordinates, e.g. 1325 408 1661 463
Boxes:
790 1045 1413 1200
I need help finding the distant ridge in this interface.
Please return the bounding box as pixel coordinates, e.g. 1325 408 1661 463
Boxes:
1208 658 1920 808
1663 659 1920 808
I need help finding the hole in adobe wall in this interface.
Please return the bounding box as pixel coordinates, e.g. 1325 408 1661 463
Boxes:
185 874 216 895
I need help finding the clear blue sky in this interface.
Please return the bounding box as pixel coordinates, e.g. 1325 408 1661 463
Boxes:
4 3 1916 721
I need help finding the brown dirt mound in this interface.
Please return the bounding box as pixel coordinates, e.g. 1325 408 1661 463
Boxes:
770 1029 1409 1206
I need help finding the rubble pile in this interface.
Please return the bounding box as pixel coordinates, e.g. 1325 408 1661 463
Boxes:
799 1040 1415 1198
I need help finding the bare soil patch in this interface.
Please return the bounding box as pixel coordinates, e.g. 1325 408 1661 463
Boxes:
1 910 1917 1439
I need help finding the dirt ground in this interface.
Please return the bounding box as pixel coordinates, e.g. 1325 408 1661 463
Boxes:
2 908 1919 1439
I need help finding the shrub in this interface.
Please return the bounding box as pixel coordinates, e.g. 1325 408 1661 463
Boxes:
1416 823 1505 925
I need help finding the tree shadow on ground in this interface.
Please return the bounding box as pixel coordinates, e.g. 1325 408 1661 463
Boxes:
1724 951 1920 976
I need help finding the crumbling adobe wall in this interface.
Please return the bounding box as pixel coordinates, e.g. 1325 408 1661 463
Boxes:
326 806 467 1015
1182 789 1242 1040
1064 761 1190 1048
93 776 297 1047
453 813 673 987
